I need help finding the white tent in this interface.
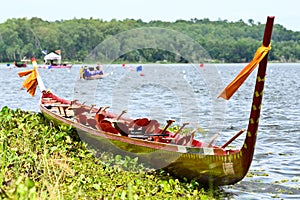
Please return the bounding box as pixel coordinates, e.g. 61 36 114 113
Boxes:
44 52 61 64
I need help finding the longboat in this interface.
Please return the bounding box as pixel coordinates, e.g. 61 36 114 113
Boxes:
39 52 73 69
14 61 27 68
80 65 109 80
38 63 73 69
18 16 274 186
14 56 30 68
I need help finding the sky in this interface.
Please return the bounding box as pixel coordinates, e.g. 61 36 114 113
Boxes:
1 0 300 31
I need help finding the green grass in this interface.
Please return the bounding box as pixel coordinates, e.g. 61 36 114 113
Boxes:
0 107 222 199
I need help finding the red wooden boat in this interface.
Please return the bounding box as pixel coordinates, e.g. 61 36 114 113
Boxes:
18 16 274 186
38 63 73 69
14 61 27 68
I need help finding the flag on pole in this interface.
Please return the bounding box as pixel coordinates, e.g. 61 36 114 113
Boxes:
218 44 271 100
18 58 43 96
136 65 142 72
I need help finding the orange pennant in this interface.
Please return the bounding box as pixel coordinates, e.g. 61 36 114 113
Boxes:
18 69 34 77
218 44 271 100
18 68 38 96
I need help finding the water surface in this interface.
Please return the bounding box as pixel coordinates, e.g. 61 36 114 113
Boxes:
1 63 299 199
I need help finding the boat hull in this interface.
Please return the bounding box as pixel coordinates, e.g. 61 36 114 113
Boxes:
39 64 72 69
40 103 247 186
16 16 274 187
83 73 109 80
14 62 27 68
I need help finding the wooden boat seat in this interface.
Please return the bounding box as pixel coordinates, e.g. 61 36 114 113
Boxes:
42 98 52 101
42 91 71 104
86 118 97 128
77 114 87 125
72 106 90 115
129 133 169 139
175 133 194 146
43 103 70 117
42 98 57 104
128 118 151 134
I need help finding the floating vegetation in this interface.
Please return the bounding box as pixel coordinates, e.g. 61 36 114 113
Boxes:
0 107 221 199
246 169 269 178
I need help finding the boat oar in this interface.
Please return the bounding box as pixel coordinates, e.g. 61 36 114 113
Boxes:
161 119 175 135
96 106 110 114
168 122 189 143
184 129 196 146
117 109 127 120
207 133 219 147
89 104 96 113
174 129 196 145
173 122 189 137
221 129 245 149
101 106 110 112
95 107 103 114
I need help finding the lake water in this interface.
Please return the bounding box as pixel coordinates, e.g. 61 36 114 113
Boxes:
1 63 300 199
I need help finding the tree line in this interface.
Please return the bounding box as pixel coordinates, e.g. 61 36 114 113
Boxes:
0 17 299 63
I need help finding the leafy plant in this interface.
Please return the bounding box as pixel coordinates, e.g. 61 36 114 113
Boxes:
0 107 223 199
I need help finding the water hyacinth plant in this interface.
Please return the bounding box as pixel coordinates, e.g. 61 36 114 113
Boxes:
0 107 221 199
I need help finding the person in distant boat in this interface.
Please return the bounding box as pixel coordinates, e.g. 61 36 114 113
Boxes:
79 66 84 79
96 63 104 75
97 63 103 70
83 66 91 78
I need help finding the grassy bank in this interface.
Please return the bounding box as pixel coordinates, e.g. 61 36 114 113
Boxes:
0 107 225 199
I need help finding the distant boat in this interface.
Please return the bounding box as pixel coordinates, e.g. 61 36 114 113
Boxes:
80 65 109 80
14 61 27 68
39 52 72 69
14 57 30 68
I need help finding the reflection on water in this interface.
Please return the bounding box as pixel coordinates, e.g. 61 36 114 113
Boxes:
1 63 300 199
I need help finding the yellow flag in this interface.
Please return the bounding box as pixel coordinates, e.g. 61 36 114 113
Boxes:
18 68 38 96
218 45 271 100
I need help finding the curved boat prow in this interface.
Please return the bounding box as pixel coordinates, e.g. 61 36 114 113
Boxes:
218 16 275 179
241 16 274 174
